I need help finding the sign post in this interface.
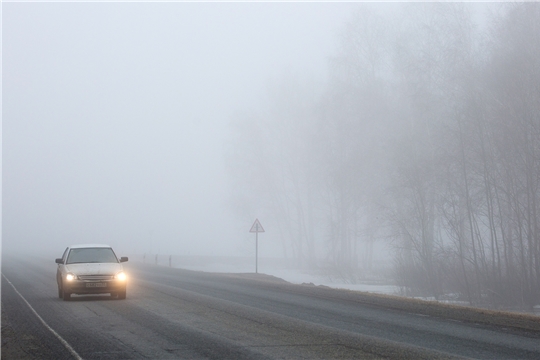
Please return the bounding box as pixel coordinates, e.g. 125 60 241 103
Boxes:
249 219 265 273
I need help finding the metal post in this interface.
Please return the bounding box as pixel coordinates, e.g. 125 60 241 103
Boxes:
250 219 264 274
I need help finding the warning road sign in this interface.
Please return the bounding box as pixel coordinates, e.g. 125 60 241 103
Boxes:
249 219 265 233
249 219 264 274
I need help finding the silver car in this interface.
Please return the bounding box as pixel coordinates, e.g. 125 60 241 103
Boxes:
56 244 128 301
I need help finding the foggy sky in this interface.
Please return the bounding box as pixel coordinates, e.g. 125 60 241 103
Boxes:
2 2 359 257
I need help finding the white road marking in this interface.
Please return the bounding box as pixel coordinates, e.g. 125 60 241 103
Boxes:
2 273 84 360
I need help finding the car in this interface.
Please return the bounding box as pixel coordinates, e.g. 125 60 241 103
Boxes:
55 244 128 301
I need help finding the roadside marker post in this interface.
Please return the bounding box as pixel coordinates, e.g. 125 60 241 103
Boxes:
249 219 265 273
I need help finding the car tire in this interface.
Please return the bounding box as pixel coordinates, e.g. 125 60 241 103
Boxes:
58 285 62 299
61 283 71 301
117 290 126 300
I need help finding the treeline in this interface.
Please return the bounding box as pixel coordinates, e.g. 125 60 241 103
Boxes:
228 3 540 310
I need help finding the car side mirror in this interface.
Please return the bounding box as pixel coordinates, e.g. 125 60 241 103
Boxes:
55 258 64 264
120 257 128 263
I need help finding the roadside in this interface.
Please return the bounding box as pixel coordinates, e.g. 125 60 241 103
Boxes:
142 254 540 318
140 255 540 333
1 301 51 359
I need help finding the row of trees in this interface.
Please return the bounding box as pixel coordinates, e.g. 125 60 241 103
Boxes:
228 3 540 310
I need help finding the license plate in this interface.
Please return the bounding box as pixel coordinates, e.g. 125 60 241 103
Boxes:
86 282 107 288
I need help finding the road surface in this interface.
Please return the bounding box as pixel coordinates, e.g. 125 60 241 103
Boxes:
2 254 540 359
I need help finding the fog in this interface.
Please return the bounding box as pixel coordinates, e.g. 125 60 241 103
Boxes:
4 2 540 311
3 2 357 257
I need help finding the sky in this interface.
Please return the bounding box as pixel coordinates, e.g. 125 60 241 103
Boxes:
2 2 360 258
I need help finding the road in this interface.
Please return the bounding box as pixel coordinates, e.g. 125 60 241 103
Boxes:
2 254 540 359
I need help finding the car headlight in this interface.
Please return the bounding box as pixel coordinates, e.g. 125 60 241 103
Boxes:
115 272 127 281
66 273 76 281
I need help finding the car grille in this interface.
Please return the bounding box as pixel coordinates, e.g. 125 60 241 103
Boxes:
78 275 114 281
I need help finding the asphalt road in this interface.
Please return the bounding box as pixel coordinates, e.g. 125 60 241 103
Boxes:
2 254 540 359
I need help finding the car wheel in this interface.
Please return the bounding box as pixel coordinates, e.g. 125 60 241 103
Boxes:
61 284 71 301
58 285 62 299
117 290 126 300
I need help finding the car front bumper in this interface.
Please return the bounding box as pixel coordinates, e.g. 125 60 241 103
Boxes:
63 279 126 295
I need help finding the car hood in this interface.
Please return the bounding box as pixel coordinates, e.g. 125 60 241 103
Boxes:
65 263 123 275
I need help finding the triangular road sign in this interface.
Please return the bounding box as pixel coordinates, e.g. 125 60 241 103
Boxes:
249 219 265 233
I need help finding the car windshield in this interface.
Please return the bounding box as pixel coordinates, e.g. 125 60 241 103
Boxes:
66 248 118 264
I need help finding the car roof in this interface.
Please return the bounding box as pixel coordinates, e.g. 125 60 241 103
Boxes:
68 244 112 249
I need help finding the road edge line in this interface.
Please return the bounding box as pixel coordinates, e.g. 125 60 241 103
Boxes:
2 273 84 360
